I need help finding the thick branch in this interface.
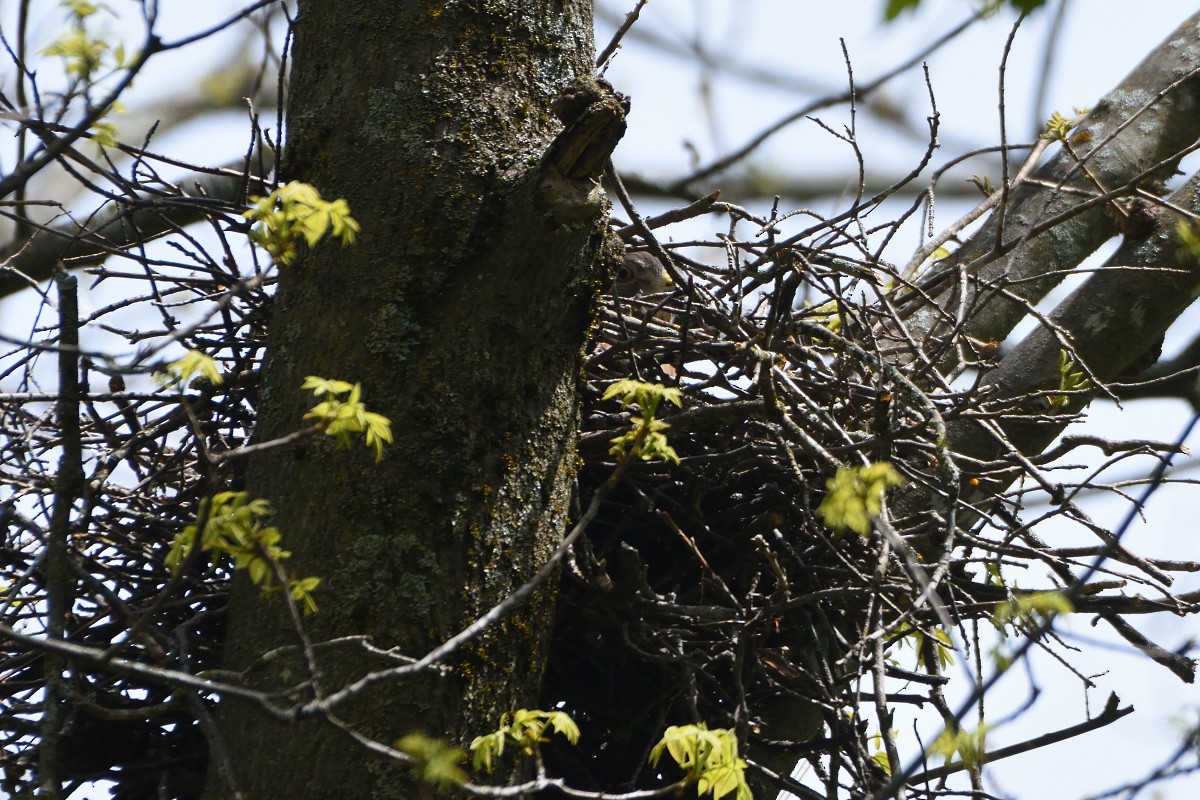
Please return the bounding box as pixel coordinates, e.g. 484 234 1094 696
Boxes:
904 11 1200 358
0 158 271 299
946 169 1200 476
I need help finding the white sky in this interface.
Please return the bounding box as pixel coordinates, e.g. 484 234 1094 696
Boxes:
5 2 1200 799
593 3 1200 798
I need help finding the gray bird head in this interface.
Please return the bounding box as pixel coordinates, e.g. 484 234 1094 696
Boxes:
616 251 674 297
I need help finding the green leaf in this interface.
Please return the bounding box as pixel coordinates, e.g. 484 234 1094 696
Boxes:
470 710 580 774
158 349 224 388
817 462 905 536
603 379 683 416
649 723 752 800
546 711 581 745
43 27 108 78
883 0 921 20
171 492 322 612
302 377 393 461
701 765 743 800
247 557 270 587
1048 349 1088 409
396 733 468 788
301 376 355 396
1041 111 1076 142
1176 220 1200 265
604 381 683 464
924 627 955 669
244 181 360 265
930 724 989 768
91 120 118 148
165 527 196 574
993 590 1073 626
468 729 506 773
289 576 321 615
64 0 102 17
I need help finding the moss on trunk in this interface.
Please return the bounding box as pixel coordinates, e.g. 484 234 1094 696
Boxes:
212 2 603 797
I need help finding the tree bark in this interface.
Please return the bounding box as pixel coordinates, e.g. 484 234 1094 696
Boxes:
212 1 609 797
902 11 1200 366
891 11 1200 538
947 170 1200 481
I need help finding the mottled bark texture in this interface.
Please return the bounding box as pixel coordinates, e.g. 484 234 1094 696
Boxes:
211 2 605 798
894 13 1200 525
904 12 1200 362
949 171 1200 482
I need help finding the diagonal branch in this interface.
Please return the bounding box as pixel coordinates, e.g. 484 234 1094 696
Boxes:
1 155 271 299
901 11 1200 362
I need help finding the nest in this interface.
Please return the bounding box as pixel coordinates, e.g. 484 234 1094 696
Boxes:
1 196 1192 799
542 231 956 793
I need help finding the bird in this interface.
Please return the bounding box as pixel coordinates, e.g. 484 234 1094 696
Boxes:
613 250 677 333
615 251 674 297
593 250 678 377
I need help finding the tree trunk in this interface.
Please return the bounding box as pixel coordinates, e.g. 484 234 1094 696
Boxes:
212 1 609 797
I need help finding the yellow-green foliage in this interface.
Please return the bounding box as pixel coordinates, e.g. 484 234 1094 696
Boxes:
395 733 468 789
886 0 1046 22
817 462 905 536
930 724 990 770
41 0 130 148
244 181 360 265
90 118 120 148
1041 111 1076 142
869 730 893 776
1176 220 1200 264
649 723 752 800
166 492 321 614
1048 349 1088 409
992 590 1073 627
302 376 393 462
892 624 955 670
158 350 224 388
469 709 581 774
42 1 127 80
64 0 101 13
806 300 842 334
43 27 106 77
603 379 684 464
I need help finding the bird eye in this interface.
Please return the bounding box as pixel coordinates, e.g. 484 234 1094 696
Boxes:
616 266 632 281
